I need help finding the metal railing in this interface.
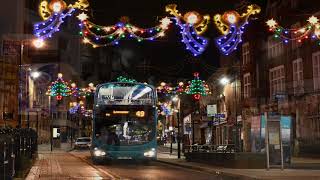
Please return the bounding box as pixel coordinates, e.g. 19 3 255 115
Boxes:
184 144 236 153
0 128 37 179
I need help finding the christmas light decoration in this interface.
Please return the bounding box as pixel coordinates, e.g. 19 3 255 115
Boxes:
173 82 186 95
166 4 209 56
78 16 171 47
116 76 137 83
165 4 210 35
35 0 89 40
70 82 80 98
159 102 173 116
186 72 210 100
157 82 174 96
80 83 96 97
47 73 71 100
266 15 320 44
69 103 80 114
214 4 261 55
38 0 89 20
33 8 75 40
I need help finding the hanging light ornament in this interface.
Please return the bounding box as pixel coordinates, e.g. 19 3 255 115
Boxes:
186 72 210 100
70 82 80 98
165 4 210 56
159 102 173 116
34 0 89 41
46 73 71 101
214 4 261 55
78 14 172 47
173 81 186 95
266 16 320 44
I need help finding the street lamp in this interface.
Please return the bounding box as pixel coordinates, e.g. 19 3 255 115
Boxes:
220 77 230 85
172 95 181 159
18 39 44 128
31 71 41 79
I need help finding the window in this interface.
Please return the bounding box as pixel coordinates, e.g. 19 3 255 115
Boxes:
269 65 285 97
242 42 250 65
293 58 304 94
243 73 251 98
268 36 283 58
313 51 320 90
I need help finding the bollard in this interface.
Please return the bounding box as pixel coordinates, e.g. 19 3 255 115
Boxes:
3 142 7 180
11 138 15 177
23 138 26 155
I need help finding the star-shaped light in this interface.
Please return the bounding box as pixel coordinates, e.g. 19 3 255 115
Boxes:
266 19 277 28
307 16 319 25
83 38 90 44
77 12 88 21
160 17 171 29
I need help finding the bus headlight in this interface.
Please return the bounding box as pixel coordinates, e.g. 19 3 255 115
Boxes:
144 148 156 157
93 148 106 157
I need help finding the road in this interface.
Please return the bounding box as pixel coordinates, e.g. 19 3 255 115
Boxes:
69 150 236 180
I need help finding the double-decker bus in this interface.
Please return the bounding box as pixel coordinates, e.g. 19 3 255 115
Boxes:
91 82 157 163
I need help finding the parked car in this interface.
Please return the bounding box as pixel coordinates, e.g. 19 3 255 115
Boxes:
75 137 91 149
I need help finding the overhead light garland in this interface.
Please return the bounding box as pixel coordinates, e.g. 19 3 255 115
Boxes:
166 4 209 56
174 82 186 95
266 16 320 44
157 82 174 96
80 83 96 97
116 76 137 83
46 73 71 101
214 4 261 55
186 72 210 100
78 15 171 47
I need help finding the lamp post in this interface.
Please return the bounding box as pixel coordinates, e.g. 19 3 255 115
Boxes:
220 77 229 145
30 71 42 137
18 39 44 128
220 75 239 151
172 95 181 159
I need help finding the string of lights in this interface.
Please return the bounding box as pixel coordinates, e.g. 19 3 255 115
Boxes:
266 16 320 44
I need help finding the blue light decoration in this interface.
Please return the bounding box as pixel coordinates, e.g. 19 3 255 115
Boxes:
214 4 261 55
174 17 208 56
165 4 210 56
216 24 247 55
69 104 80 114
34 0 89 40
34 8 75 40
160 102 173 116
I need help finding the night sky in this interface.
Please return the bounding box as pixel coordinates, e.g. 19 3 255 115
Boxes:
85 0 265 83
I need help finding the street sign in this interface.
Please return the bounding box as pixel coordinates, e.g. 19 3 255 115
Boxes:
207 104 217 117
214 113 225 118
2 40 21 56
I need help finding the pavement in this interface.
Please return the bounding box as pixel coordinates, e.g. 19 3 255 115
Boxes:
157 144 320 180
25 143 320 180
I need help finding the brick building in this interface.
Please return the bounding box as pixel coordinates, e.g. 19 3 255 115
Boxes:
240 0 320 155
